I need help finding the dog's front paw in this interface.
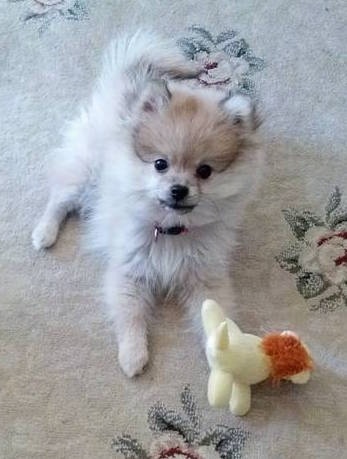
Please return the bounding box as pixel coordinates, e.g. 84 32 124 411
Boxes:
32 219 58 250
118 339 149 378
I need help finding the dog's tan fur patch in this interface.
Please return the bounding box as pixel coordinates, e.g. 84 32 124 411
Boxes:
134 90 242 172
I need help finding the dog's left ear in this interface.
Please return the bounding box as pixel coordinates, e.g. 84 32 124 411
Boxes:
141 79 172 113
221 93 261 132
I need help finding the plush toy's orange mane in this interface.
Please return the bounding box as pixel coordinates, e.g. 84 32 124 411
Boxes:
261 333 313 382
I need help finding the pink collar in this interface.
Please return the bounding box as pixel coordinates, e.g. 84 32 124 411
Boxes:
154 224 188 241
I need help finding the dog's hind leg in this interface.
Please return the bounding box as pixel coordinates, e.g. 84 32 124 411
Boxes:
32 148 89 250
32 185 81 250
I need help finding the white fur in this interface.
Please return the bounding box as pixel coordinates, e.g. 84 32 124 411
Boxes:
32 31 263 377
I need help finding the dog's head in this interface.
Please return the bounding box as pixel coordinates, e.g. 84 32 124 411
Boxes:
130 80 261 224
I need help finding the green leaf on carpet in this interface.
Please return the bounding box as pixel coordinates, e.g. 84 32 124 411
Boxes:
276 243 302 273
310 292 345 312
296 272 327 299
327 207 347 229
111 434 149 459
177 38 200 59
223 39 249 58
282 209 324 239
200 425 249 459
190 25 214 43
215 30 237 44
148 402 196 443
325 186 341 218
180 385 200 431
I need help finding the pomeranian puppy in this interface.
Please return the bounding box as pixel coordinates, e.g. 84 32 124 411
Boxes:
32 31 263 377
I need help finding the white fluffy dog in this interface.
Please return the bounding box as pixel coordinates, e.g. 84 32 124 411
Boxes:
32 31 263 377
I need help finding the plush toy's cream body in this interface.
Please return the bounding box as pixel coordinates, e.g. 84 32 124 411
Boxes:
202 300 313 416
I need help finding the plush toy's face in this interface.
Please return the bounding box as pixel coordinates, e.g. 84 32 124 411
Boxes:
262 331 314 383
282 332 312 384
286 370 311 384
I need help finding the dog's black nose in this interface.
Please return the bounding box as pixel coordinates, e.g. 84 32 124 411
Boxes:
171 185 189 201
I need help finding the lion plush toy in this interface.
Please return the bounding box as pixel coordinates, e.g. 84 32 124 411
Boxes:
202 299 314 416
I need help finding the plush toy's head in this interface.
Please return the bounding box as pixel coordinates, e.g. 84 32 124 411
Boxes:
261 331 314 384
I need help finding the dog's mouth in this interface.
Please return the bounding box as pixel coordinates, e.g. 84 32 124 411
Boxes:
159 200 196 214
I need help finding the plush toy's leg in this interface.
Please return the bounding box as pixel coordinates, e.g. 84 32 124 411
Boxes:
230 383 251 416
208 370 233 407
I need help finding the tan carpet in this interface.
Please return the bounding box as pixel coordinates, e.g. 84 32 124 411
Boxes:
1 1 346 458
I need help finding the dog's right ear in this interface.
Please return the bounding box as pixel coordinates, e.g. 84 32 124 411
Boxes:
140 79 171 113
221 93 261 132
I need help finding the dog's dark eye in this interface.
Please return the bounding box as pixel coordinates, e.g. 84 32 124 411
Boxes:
154 159 168 172
196 164 212 179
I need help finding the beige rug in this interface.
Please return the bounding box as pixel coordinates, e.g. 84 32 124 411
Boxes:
1 1 346 458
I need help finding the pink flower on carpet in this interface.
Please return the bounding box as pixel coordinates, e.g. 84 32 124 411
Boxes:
150 433 219 459
35 0 63 5
113 385 248 458
299 226 347 285
178 27 264 94
30 0 76 13
196 51 250 88
12 0 88 31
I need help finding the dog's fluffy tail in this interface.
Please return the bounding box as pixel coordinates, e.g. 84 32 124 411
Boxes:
102 30 200 82
97 30 200 111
